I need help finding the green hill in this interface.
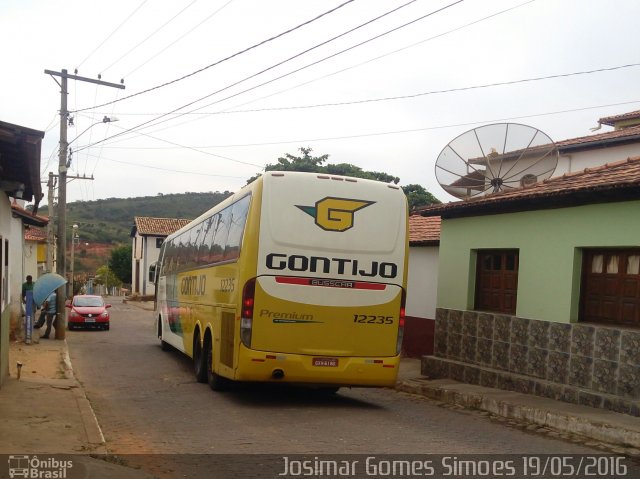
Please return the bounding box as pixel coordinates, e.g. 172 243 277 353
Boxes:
39 191 233 245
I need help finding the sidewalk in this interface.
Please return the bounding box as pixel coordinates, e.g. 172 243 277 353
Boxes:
1 339 154 478
397 358 640 456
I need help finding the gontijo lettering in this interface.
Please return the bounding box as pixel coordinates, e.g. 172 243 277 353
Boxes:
266 253 398 279
180 275 206 295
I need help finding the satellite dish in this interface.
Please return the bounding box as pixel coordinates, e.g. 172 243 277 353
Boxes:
435 123 558 199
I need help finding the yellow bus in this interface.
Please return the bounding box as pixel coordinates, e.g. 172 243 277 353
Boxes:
153 171 408 391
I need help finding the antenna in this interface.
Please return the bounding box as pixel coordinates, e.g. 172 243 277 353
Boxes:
435 123 558 199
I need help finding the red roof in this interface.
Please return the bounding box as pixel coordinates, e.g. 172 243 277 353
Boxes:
419 156 640 218
409 215 441 245
25 227 47 242
11 202 48 227
557 124 640 149
133 217 191 236
598 110 640 127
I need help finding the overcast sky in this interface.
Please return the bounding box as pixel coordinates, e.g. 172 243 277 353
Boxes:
2 0 639 205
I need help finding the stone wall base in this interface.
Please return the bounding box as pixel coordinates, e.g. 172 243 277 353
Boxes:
424 356 640 417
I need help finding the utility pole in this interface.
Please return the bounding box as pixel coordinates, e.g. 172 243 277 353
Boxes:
46 172 56 273
45 173 93 275
44 68 124 339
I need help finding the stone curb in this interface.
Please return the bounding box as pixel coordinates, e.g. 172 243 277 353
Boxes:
397 379 640 451
62 340 108 454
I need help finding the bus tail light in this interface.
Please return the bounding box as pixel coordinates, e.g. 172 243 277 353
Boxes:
240 278 256 347
396 290 406 355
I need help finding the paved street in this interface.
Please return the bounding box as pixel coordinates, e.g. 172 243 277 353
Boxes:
66 298 608 476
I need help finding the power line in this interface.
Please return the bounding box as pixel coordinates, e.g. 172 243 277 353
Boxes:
83 99 640 154
78 0 463 150
82 152 249 179
124 0 236 79
92 0 540 119
74 115 263 168
102 63 640 117
101 0 200 75
227 63 640 112
72 0 358 113
111 100 640 149
219 0 538 114
76 0 149 70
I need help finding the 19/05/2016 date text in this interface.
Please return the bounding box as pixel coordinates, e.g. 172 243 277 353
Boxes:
523 456 628 476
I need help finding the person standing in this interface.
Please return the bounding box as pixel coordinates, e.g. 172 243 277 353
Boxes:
41 291 57 339
21 275 34 301
21 275 38 313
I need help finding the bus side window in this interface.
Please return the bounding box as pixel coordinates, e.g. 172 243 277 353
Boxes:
201 215 218 265
224 195 251 261
210 209 230 264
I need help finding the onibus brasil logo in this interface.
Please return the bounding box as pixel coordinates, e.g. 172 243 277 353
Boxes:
7 455 73 478
296 197 375 232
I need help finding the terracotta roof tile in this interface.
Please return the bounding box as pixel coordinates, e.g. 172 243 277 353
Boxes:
557 124 640 148
598 110 640 127
418 156 640 218
409 215 441 244
134 217 191 236
25 227 47 242
11 202 49 227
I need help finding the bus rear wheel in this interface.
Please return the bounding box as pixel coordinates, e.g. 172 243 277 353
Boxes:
204 335 228 391
193 331 207 383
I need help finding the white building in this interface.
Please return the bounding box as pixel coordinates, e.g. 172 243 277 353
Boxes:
0 120 45 387
404 215 440 357
130 217 190 296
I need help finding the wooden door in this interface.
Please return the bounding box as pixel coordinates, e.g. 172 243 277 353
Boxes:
581 249 640 326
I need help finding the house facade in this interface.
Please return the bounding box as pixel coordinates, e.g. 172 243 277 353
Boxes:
130 217 190 296
21 216 48 280
405 110 640 355
0 120 45 387
418 157 640 416
404 215 440 357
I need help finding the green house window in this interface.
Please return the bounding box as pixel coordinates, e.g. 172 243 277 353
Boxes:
475 250 519 315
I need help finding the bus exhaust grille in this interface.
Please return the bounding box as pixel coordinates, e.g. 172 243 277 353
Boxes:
220 311 235 368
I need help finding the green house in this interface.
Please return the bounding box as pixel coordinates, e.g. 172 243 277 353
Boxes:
417 156 640 416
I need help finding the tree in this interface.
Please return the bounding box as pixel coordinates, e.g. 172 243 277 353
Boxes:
109 245 132 284
402 184 441 211
247 147 440 208
246 147 328 183
94 265 121 289
247 147 400 184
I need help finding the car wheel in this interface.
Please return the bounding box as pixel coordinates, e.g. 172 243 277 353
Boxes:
204 335 228 391
68 324 74 331
104 323 110 331
193 331 207 383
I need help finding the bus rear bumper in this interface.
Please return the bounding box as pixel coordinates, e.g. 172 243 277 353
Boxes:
234 349 400 387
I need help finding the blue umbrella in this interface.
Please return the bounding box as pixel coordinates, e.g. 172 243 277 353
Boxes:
33 273 67 306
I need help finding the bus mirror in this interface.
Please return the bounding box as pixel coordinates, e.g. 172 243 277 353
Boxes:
149 262 157 283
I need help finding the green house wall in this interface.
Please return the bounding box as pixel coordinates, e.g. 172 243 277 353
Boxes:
437 199 640 323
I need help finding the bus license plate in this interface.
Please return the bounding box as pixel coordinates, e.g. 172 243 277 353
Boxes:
313 358 338 367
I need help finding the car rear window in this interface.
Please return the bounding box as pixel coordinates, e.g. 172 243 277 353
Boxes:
74 297 104 307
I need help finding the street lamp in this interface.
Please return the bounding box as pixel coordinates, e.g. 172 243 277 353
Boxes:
69 224 79 297
68 116 119 147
